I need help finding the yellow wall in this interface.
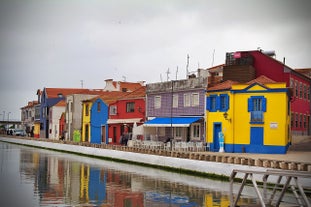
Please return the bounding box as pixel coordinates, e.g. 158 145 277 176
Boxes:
206 82 290 153
81 101 92 142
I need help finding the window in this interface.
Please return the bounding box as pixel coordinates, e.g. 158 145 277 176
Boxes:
295 81 298 97
191 124 200 139
154 96 161 109
175 127 182 138
184 94 191 107
206 95 217 112
291 113 294 128
248 96 266 123
126 102 135 113
173 94 178 108
300 114 303 128
219 94 229 112
97 102 101 112
304 114 307 128
308 86 310 101
206 94 229 112
295 113 298 128
300 83 303 98
304 85 307 99
110 105 117 115
85 104 89 116
191 93 199 106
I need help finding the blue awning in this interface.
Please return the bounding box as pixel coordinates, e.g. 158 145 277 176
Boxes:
143 117 201 127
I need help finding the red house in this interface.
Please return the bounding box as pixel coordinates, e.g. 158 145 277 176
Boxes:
107 86 146 144
223 50 311 135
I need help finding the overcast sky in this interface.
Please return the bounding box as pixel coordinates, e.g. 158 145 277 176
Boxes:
0 0 310 120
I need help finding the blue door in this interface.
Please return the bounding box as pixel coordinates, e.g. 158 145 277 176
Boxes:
250 127 263 153
213 123 222 152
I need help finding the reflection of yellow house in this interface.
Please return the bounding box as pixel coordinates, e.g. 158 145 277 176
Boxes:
206 76 291 154
80 164 89 201
81 100 92 142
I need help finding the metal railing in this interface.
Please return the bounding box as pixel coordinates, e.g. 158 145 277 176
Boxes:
229 169 311 207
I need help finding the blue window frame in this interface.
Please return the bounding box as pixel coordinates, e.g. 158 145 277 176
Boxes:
248 96 266 123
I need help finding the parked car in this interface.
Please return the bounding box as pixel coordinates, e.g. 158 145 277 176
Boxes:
11 129 27 136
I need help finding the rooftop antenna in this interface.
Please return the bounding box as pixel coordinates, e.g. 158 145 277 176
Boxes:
186 54 189 78
166 68 170 81
175 66 178 80
211 49 215 67
80 80 84 88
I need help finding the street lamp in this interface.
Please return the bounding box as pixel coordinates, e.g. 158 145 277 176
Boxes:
7 112 11 132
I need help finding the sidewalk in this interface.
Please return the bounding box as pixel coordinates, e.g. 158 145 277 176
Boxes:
213 135 311 163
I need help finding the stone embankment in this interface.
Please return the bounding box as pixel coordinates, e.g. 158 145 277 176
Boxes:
1 136 310 186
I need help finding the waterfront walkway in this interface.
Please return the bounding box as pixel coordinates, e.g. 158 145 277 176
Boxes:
1 135 310 173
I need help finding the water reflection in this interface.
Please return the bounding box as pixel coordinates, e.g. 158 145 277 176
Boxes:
0 142 257 206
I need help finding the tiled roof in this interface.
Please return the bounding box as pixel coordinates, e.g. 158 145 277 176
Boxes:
54 100 66 107
45 88 106 98
246 75 276 85
21 100 39 109
207 75 277 91
88 91 128 104
119 81 144 92
207 80 238 91
119 86 146 100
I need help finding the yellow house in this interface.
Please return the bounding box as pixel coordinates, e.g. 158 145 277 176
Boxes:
206 76 291 154
81 100 92 142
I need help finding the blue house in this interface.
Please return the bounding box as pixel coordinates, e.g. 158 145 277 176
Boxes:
90 97 109 144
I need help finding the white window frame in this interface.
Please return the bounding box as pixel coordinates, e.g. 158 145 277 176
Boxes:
184 93 191 107
154 96 161 109
173 94 178 108
174 127 182 139
191 123 200 140
110 105 117 115
191 93 199 106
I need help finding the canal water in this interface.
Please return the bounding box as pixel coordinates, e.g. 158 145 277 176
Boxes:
0 142 258 206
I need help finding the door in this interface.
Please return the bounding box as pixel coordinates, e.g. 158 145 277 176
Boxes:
101 126 106 144
250 127 263 153
213 123 222 152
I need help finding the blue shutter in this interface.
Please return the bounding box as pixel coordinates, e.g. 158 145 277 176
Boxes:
248 98 253 112
206 97 211 111
225 95 229 111
262 97 266 112
216 95 220 111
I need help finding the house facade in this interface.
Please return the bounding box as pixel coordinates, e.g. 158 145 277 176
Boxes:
107 86 146 144
39 88 93 138
21 100 39 136
81 92 126 144
48 100 66 139
65 93 100 140
223 50 311 136
206 76 291 154
144 73 207 142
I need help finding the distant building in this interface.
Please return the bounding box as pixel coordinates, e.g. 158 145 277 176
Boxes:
206 76 291 154
21 100 39 136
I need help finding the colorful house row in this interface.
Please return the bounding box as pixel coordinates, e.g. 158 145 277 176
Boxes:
20 49 310 154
